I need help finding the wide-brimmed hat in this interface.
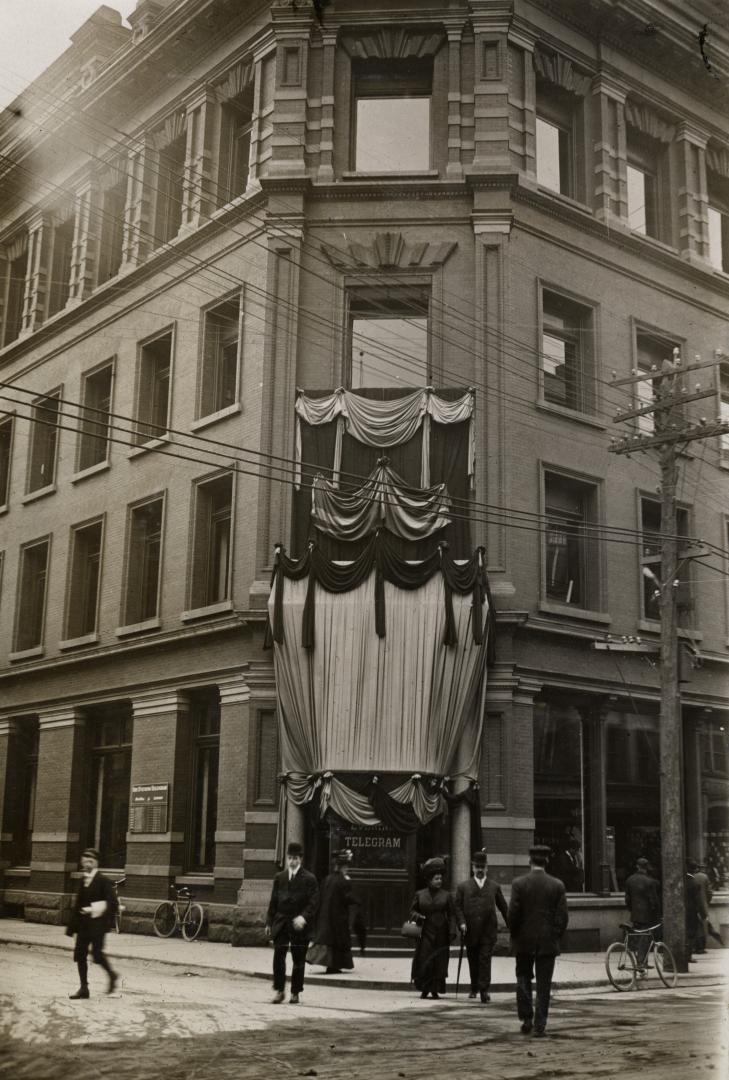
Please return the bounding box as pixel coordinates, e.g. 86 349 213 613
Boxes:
423 857 446 880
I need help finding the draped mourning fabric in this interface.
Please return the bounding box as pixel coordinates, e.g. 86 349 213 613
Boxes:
267 555 489 777
311 461 452 543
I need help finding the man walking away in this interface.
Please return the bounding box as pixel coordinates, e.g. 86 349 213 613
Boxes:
624 857 661 969
265 841 319 1004
692 861 713 953
508 844 568 1037
65 848 119 999
455 850 508 1003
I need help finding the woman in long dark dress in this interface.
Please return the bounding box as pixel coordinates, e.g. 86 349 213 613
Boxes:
308 848 358 973
410 857 456 999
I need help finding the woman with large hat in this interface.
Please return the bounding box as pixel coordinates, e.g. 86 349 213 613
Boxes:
409 857 456 999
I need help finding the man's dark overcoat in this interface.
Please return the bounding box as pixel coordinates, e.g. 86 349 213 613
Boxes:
266 867 319 945
67 872 117 941
624 870 661 925
508 868 569 956
454 876 508 948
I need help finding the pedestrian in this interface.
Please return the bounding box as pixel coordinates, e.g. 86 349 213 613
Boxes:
686 860 703 961
65 847 119 1000
624 856 661 969
308 847 359 973
454 850 508 1003
508 844 568 1037
691 861 713 953
265 840 319 1004
409 857 456 1000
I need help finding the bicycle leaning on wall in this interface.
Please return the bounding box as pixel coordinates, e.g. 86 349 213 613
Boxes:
153 884 204 941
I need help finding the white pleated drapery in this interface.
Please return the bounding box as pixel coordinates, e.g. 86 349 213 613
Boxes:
268 570 487 778
294 387 475 489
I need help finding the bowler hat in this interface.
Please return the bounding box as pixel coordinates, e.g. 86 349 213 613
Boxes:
287 841 303 857
471 851 487 867
81 848 100 862
529 845 551 859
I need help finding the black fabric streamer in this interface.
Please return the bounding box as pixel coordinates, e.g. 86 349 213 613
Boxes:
366 780 421 834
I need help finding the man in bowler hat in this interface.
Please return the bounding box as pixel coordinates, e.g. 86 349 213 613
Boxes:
455 850 508 1002
65 848 119 999
508 844 568 1037
265 841 319 1004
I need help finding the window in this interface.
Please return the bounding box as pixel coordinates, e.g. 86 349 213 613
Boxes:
626 131 668 241
47 214 75 317
219 86 254 204
66 519 103 639
543 471 600 610
707 171 729 274
720 365 729 463
352 57 432 172
535 83 581 199
2 244 27 346
135 332 172 444
7 718 38 865
348 286 429 388
123 496 163 625
188 690 220 871
254 708 279 804
0 415 13 506
26 391 60 493
702 723 728 777
635 332 680 436
541 290 596 414
97 177 126 283
14 537 50 651
640 497 691 624
86 705 132 867
189 473 233 609
78 362 113 471
154 133 185 245
200 298 240 417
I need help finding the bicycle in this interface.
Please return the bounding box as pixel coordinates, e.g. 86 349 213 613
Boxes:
112 876 126 933
152 885 204 941
605 922 677 991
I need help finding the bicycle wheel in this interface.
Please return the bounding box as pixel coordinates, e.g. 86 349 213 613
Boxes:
153 901 177 938
654 942 677 988
605 942 637 991
182 903 204 941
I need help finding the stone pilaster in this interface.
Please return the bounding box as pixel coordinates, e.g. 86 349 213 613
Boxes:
181 88 220 231
213 674 251 902
126 689 191 897
120 143 152 271
0 718 14 875
468 0 513 173
21 212 51 336
673 123 711 267
443 18 466 180
68 181 101 305
591 75 628 226
507 31 536 179
269 0 315 177
316 29 338 181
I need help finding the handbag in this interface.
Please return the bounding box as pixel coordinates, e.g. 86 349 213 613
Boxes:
400 919 423 940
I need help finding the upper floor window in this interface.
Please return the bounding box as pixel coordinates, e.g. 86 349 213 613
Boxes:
708 171 729 274
65 518 103 640
543 469 601 611
135 331 172 445
98 175 127 284
719 364 729 464
189 472 233 609
0 414 13 507
199 297 241 417
640 496 691 624
122 494 164 625
47 212 75 317
635 331 681 436
219 85 254 204
78 361 113 471
348 285 429 388
535 84 582 199
26 390 60 493
352 57 432 172
541 289 596 415
1 238 28 347
626 131 669 243
153 131 185 246
14 536 50 652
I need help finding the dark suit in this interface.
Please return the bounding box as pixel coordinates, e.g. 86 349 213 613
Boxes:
65 871 117 990
454 875 508 995
624 870 661 926
266 867 319 994
508 868 568 1032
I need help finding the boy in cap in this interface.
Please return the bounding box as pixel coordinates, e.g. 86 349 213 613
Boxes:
455 850 508 1002
65 848 119 999
508 844 568 1037
265 841 319 1003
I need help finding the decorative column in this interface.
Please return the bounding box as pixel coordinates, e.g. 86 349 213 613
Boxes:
28 706 87 919
269 0 314 178
68 180 101 305
0 718 13 877
507 31 536 178
443 18 465 180
316 29 338 181
20 211 51 336
590 75 628 226
126 689 191 897
673 123 711 266
468 0 512 173
120 142 153 271
213 674 251 904
181 87 220 231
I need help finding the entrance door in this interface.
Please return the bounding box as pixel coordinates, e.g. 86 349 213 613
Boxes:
329 821 415 945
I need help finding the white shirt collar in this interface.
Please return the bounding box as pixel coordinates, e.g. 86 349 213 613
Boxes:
474 875 486 887
83 868 98 885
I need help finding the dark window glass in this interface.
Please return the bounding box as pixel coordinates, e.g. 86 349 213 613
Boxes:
136 334 172 444
78 364 113 470
67 520 103 638
86 706 132 867
0 416 13 506
15 539 49 651
200 299 240 416
27 393 60 492
188 691 220 871
124 498 163 624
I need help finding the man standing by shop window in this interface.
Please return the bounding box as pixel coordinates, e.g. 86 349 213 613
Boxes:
265 841 319 1004
455 850 508 1003
65 848 119 999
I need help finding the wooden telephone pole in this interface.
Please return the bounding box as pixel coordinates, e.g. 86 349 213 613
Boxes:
609 349 729 973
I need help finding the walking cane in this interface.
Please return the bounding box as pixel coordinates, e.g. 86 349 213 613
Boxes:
455 931 465 998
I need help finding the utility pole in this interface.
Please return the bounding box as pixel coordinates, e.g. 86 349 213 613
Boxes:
609 349 729 973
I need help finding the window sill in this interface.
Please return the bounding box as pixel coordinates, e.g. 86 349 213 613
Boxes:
9 646 45 662
115 618 161 638
628 230 678 257
4 867 31 878
128 435 170 458
190 403 241 431
342 170 440 180
539 602 611 625
637 619 703 642
21 483 56 504
180 600 234 622
71 460 110 484
59 633 99 651
536 185 593 216
175 873 214 887
536 400 606 430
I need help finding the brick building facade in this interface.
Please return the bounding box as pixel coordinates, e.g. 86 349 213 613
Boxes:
0 0 727 946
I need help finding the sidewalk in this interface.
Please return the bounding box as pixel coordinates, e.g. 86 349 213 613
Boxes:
1 917 727 992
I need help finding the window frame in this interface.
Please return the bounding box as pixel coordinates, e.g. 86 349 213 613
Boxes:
637 491 693 628
539 464 606 618
1 241 28 348
186 690 221 873
85 706 133 870
63 515 105 644
97 177 127 285
120 491 166 629
345 280 432 389
133 327 175 448
719 363 729 466
13 534 51 655
0 413 14 510
350 56 434 174
218 89 254 206
186 470 235 614
47 212 75 318
76 358 114 475
538 283 599 420
252 706 280 807
197 292 243 421
25 388 61 496
153 132 186 247
534 80 584 202
632 323 684 437
626 129 671 244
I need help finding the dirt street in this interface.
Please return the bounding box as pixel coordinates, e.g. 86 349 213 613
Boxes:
1 942 727 1079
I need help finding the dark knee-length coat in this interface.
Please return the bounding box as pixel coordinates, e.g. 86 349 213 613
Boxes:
409 886 456 992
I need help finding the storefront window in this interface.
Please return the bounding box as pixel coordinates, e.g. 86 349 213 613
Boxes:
533 702 585 890
187 691 220 872
8 718 39 866
86 705 133 867
605 712 660 888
